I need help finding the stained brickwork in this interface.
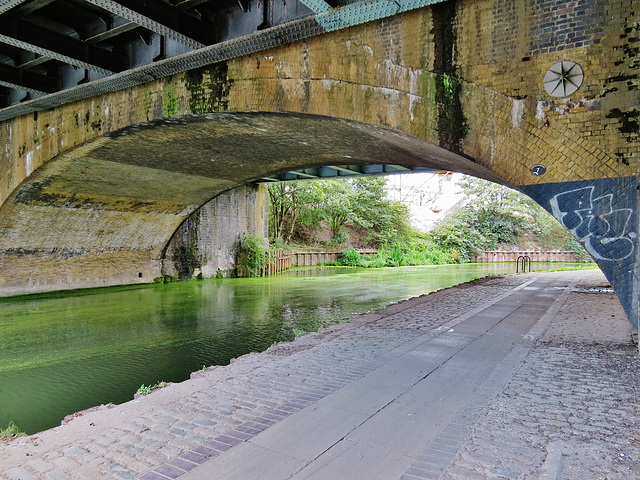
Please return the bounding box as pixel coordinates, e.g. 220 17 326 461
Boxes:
163 185 269 280
528 0 605 55
0 0 636 328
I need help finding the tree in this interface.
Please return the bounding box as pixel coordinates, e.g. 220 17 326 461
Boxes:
268 182 323 245
429 175 589 260
267 176 411 248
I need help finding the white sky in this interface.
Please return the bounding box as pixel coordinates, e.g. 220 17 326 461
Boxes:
384 172 466 231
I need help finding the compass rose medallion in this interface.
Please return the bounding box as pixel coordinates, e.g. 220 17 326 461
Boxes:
543 61 584 97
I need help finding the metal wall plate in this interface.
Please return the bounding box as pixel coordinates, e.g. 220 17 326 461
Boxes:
543 61 583 97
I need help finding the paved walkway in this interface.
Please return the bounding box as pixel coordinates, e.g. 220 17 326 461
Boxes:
1 270 638 480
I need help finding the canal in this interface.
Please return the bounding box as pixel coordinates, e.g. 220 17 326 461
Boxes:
0 263 591 434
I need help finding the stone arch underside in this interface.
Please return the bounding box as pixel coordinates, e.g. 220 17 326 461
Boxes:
0 112 505 296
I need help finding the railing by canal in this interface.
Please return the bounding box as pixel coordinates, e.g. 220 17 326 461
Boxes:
236 249 293 277
516 255 532 273
241 248 584 277
290 248 378 267
473 250 585 263
237 248 379 277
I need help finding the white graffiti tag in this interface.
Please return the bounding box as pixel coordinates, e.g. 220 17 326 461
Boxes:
550 187 636 261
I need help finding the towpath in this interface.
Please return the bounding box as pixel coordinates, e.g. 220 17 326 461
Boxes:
1 270 638 480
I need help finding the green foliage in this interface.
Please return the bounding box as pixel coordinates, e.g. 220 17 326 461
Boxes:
269 174 589 267
268 177 410 248
387 244 405 266
430 176 589 261
237 233 268 277
328 231 349 246
137 384 152 395
268 182 324 245
153 275 177 284
0 422 21 441
137 381 166 396
333 238 457 268
339 247 361 266
428 200 526 261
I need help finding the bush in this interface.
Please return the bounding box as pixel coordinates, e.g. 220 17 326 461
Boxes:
237 233 268 276
328 231 349 246
339 247 361 266
0 422 22 441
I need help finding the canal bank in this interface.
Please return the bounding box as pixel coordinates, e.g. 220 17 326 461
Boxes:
1 270 638 480
1 263 590 435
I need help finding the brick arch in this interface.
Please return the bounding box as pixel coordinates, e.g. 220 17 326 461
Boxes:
0 2 636 329
0 111 508 296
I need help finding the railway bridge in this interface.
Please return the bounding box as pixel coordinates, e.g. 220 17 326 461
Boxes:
0 0 637 334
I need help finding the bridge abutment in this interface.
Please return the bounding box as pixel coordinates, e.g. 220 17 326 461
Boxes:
0 0 636 340
162 185 269 280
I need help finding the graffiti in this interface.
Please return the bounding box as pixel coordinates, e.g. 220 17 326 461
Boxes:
550 186 636 261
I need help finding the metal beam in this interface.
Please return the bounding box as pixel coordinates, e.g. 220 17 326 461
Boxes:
0 16 126 74
298 0 332 13
0 1 449 120
85 0 213 48
0 61 57 93
388 165 410 171
17 55 50 69
10 0 55 16
173 0 213 9
84 21 139 44
0 0 28 15
289 170 319 178
325 165 364 175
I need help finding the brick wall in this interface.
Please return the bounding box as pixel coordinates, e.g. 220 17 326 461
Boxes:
0 0 635 325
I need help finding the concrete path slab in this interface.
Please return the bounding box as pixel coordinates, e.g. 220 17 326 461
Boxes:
180 271 569 478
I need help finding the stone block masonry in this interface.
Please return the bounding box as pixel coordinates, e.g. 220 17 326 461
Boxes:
162 185 269 280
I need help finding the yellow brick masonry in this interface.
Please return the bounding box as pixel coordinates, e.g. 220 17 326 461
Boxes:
0 0 636 208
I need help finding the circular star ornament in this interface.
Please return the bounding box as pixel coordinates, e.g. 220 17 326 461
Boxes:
543 61 584 97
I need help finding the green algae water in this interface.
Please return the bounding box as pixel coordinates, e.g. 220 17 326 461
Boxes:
0 263 591 434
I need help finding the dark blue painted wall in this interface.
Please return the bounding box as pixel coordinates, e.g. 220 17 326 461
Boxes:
523 176 639 330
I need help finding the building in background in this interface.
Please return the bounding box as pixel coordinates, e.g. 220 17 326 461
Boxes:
384 172 465 232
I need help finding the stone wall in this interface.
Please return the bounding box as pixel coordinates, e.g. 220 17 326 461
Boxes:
162 184 268 279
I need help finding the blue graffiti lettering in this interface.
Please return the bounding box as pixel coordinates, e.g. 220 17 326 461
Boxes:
549 187 636 261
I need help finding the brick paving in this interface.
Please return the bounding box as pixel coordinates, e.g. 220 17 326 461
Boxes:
1 269 637 480
439 271 640 480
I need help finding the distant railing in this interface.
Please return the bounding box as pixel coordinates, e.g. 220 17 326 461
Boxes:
290 248 377 267
237 248 379 277
516 255 531 273
473 250 585 263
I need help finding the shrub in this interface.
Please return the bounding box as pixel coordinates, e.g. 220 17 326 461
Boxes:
237 233 268 277
0 422 22 441
339 247 361 266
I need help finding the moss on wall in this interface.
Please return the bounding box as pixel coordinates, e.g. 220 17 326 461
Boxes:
431 0 468 152
184 63 234 114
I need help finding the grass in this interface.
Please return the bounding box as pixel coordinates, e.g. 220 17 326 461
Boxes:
0 422 22 441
